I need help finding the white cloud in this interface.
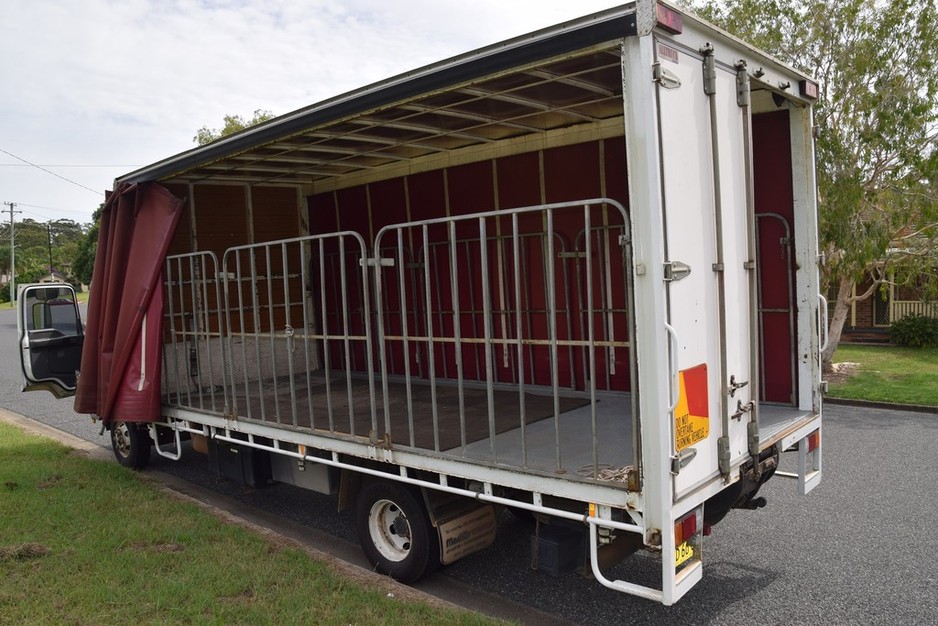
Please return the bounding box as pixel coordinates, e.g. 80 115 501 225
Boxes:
0 0 623 223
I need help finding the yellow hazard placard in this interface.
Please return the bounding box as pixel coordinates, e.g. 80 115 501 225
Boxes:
674 363 709 451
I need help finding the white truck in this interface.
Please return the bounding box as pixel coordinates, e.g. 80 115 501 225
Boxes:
18 1 823 605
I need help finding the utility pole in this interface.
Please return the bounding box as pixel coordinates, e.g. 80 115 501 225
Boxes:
47 222 54 277
3 201 21 304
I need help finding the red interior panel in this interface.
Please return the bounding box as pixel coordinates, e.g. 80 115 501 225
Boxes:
306 139 632 392
753 110 797 404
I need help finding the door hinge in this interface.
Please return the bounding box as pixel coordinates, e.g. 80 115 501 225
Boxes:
663 260 692 282
735 60 750 107
748 421 760 456
718 436 731 476
671 447 697 475
653 62 682 89
700 43 716 95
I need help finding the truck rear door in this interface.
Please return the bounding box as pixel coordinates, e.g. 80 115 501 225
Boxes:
17 284 83 398
654 38 755 499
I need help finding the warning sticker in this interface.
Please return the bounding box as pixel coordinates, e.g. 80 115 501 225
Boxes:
674 363 710 451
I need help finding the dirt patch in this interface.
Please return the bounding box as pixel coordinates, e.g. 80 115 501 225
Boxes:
37 474 63 490
120 541 184 553
827 361 861 384
0 543 51 561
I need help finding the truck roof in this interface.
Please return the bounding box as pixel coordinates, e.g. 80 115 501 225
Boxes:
115 1 812 191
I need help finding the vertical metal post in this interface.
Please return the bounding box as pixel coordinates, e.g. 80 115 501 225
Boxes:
299 241 316 430
396 229 416 447
362 238 381 442
584 206 599 475
545 209 562 471
281 241 298 427
519 237 536 383
248 248 266 420
479 216 497 460
264 245 280 421
164 258 180 404
448 222 467 451
318 241 335 431
338 237 356 435
186 255 203 408
234 253 250 418
3 202 19 304
422 225 440 450
512 214 528 467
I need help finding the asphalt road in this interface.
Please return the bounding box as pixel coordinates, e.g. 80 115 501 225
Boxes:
3 304 937 624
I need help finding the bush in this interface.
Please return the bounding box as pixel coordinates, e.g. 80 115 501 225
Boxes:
890 314 938 348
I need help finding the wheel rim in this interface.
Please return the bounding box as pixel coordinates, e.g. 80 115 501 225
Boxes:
112 422 131 459
368 498 412 562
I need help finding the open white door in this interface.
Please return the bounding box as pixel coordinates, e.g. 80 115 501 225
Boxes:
17 283 83 398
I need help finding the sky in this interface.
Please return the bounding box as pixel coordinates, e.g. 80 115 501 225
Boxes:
0 0 628 227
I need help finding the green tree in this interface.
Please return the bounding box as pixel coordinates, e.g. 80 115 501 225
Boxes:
689 0 938 369
0 238 9 282
73 204 104 287
193 109 275 145
5 218 86 287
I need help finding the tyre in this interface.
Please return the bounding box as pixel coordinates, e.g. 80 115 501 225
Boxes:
356 481 440 583
110 420 152 470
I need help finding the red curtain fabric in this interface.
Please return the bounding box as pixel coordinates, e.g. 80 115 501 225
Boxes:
74 182 183 423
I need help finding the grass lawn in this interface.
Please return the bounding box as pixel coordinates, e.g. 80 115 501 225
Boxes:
828 344 938 406
0 421 499 625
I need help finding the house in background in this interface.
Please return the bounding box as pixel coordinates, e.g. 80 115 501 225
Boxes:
39 268 69 284
840 272 938 343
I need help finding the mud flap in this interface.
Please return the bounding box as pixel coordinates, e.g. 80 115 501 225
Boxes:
437 503 497 565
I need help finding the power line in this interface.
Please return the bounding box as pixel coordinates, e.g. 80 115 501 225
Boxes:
18 202 99 216
0 148 104 196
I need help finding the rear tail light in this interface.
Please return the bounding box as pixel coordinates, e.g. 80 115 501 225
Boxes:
674 506 703 570
800 79 819 100
656 3 684 34
807 429 820 453
674 508 699 545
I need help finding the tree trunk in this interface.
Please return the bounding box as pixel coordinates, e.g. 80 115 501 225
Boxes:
821 277 853 373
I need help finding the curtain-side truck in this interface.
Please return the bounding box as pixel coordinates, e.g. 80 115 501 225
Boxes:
17 1 823 605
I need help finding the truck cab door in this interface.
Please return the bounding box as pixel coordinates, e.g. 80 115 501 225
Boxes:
17 284 84 398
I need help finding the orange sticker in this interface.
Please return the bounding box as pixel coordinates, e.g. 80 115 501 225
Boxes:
674 364 709 451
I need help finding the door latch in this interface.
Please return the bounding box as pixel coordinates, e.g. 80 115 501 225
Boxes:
728 375 749 397
663 260 692 282
671 447 697 474
732 400 754 421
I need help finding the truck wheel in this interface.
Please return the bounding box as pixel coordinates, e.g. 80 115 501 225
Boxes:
110 421 151 470
356 481 440 583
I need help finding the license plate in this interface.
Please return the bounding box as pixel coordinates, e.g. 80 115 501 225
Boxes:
675 540 695 568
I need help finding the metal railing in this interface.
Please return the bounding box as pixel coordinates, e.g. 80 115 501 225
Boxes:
892 300 938 321
161 199 637 481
